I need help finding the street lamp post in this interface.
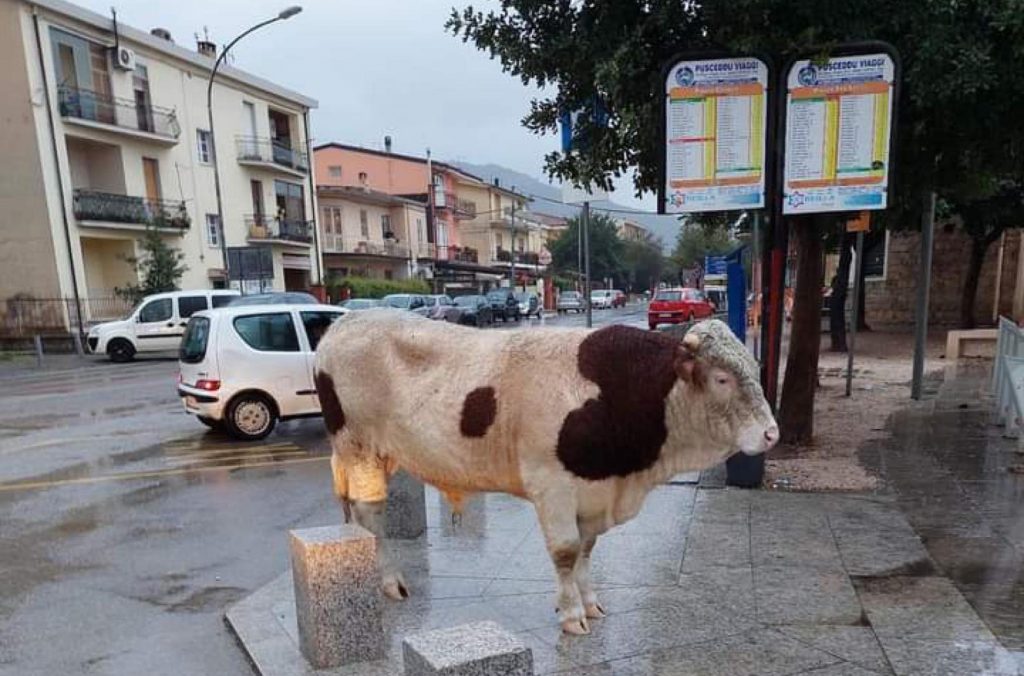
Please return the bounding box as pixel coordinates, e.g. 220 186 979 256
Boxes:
206 6 302 285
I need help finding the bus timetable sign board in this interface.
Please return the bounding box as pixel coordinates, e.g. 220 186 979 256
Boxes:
660 56 769 213
782 53 896 214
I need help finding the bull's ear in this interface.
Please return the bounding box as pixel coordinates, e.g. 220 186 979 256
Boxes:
674 348 704 385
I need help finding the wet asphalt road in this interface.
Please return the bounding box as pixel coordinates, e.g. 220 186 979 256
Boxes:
0 305 649 676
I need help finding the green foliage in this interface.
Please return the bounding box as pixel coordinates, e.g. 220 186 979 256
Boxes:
670 222 737 270
621 235 664 293
115 228 187 303
549 212 626 283
325 276 430 299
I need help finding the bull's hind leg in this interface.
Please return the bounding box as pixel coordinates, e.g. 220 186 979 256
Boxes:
533 491 588 635
331 443 409 601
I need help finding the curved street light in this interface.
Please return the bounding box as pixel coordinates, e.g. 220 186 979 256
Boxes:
206 7 303 283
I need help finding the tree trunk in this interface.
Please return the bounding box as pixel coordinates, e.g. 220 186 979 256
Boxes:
779 216 827 445
960 237 989 329
830 233 854 352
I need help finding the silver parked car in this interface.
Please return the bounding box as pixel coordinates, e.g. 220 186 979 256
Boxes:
382 294 429 317
557 290 585 314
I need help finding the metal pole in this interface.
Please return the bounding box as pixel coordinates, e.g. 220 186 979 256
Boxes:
583 201 592 328
911 191 937 399
509 195 515 287
846 230 865 397
34 335 44 368
752 211 761 359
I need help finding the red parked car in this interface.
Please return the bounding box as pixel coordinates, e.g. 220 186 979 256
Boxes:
611 289 627 308
648 287 715 330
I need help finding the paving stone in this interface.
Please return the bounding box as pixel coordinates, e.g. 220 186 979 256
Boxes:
402 621 533 676
796 664 889 676
755 566 863 625
776 625 893 674
387 471 427 540
855 576 995 642
825 498 933 578
289 525 384 669
878 637 1020 676
680 518 750 573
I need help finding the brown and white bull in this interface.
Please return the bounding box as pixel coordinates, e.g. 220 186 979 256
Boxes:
314 310 777 635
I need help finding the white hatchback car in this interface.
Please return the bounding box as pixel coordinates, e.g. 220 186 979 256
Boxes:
590 290 614 309
177 304 348 440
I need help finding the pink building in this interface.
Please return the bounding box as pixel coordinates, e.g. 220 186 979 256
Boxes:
314 143 481 263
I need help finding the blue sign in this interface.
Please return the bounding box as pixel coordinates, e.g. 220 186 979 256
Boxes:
559 99 609 153
704 255 728 276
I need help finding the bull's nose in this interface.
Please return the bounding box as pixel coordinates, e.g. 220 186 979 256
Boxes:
763 426 779 447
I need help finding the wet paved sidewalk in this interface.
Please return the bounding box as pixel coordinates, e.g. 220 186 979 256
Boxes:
863 363 1024 663
228 479 1020 675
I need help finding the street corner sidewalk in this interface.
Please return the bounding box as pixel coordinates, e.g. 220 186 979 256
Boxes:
225 483 1022 675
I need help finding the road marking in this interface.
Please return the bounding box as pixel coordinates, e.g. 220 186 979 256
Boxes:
167 451 310 466
164 442 298 457
0 456 328 493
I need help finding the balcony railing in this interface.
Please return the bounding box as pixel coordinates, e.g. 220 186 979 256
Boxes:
324 237 410 258
495 248 540 265
72 189 189 229
236 137 308 173
57 85 180 139
246 215 313 243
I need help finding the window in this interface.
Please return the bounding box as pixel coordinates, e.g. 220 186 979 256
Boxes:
179 317 210 363
358 171 368 184
233 313 300 352
359 210 369 238
274 180 305 221
300 311 344 351
138 298 172 323
862 232 889 280
328 165 342 178
495 233 503 250
433 174 445 207
416 217 425 245
381 214 392 238
517 237 525 252
211 295 235 308
384 270 393 280
177 295 208 318
436 222 449 247
205 214 220 248
196 130 212 163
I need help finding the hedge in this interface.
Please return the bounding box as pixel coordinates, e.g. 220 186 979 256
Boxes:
326 276 431 299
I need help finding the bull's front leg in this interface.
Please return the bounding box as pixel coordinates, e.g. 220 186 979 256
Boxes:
533 492 588 635
575 517 608 621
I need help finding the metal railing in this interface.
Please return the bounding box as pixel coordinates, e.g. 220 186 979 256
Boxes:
57 85 180 139
245 214 313 243
235 136 308 172
495 248 540 265
73 189 190 230
993 317 1024 437
1 296 133 337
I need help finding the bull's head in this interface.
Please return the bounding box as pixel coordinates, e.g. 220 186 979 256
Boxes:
675 319 779 455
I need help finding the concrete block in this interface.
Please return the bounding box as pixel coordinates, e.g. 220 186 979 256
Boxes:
402 621 533 676
289 524 384 669
387 470 427 539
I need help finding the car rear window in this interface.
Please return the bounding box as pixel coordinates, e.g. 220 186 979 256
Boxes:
211 294 235 308
180 317 210 364
300 311 345 351
655 291 682 301
233 313 300 352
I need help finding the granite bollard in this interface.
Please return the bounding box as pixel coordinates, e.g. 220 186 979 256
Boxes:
402 621 534 676
289 524 384 669
386 470 427 539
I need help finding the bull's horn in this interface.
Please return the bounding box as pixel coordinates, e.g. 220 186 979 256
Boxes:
682 332 701 353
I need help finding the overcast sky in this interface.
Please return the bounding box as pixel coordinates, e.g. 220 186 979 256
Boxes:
76 0 651 209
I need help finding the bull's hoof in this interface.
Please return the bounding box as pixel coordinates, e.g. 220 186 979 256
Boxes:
584 602 607 619
382 574 410 601
560 617 591 635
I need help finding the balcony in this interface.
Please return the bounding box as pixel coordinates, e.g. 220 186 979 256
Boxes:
324 238 410 258
433 193 477 218
236 137 308 176
57 85 180 144
72 189 189 230
246 215 312 244
495 248 540 265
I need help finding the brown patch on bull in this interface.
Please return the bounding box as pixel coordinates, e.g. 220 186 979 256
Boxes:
315 371 345 435
552 545 580 571
556 326 681 479
460 386 497 438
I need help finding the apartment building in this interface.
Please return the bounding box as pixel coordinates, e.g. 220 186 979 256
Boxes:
458 187 544 270
617 218 649 243
318 185 426 281
314 142 505 291
0 0 318 325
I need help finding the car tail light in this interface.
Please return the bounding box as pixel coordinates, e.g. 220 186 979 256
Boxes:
195 379 221 391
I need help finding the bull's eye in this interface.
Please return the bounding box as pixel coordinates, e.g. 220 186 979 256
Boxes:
715 375 731 386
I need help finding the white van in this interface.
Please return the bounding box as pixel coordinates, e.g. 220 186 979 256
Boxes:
177 304 347 440
87 289 240 362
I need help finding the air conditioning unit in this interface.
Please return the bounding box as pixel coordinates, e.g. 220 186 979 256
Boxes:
113 46 136 71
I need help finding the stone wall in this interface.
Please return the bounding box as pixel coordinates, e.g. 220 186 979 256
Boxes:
863 228 1021 329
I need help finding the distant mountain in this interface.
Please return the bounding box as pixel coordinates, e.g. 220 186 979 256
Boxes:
450 161 682 251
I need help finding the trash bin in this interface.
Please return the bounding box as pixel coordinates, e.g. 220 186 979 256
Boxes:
725 452 764 488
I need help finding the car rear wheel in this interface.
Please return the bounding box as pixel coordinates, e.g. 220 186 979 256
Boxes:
649 323 657 331
107 338 135 363
225 393 276 441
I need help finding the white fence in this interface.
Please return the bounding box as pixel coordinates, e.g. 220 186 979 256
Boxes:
992 316 1024 436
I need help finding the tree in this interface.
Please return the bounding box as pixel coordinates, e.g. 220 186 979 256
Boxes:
116 227 188 303
621 234 665 293
671 221 736 271
449 0 1024 443
549 212 625 285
